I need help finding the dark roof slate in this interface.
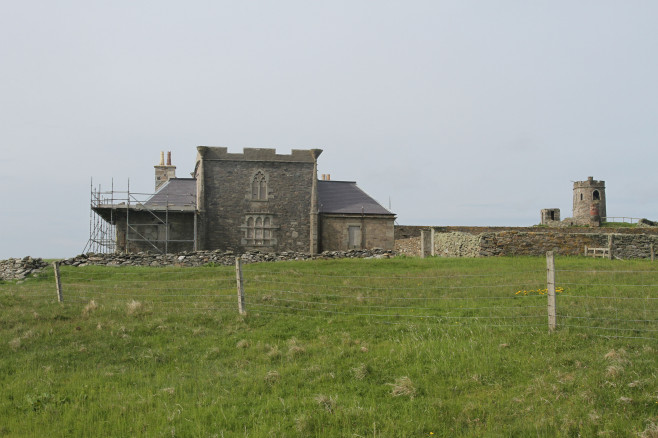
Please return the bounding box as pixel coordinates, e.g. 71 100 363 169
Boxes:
145 178 197 209
318 180 393 215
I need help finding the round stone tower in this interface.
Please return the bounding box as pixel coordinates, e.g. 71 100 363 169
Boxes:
573 176 606 223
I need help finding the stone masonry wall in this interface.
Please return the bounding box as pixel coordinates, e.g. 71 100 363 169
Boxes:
58 249 394 268
114 211 195 253
394 237 420 256
321 216 394 251
434 232 480 257
197 148 316 253
477 231 610 257
0 257 49 281
429 229 658 259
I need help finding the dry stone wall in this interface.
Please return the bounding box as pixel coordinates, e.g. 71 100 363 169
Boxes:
0 257 49 281
59 249 394 268
1 249 394 280
433 232 480 257
428 229 658 259
394 237 421 256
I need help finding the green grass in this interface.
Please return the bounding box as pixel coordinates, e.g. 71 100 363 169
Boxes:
601 221 637 228
1 256 657 437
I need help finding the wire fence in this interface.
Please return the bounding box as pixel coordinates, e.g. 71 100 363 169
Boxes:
555 267 658 340
34 254 658 340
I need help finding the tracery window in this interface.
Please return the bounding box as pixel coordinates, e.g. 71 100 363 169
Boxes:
251 171 267 200
243 214 275 246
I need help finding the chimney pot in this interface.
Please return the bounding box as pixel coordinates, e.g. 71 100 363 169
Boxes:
167 151 172 166
160 151 165 166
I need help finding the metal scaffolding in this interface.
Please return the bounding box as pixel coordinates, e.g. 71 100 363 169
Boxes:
84 178 197 254
84 179 117 254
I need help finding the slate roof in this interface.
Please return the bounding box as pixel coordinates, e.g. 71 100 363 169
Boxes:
145 178 197 209
318 180 394 215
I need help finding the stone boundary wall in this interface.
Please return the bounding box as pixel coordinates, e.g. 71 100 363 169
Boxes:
1 249 394 281
0 257 49 281
434 230 658 259
394 237 421 256
58 248 394 268
434 232 480 258
396 225 658 237
395 225 658 259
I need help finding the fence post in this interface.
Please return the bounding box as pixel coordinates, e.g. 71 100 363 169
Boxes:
420 230 426 258
607 235 613 260
235 257 246 315
546 251 556 332
430 228 435 257
52 261 63 303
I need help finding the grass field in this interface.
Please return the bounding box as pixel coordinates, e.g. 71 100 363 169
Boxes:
1 256 657 437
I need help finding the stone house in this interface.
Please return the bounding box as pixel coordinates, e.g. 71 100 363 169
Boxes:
93 147 395 254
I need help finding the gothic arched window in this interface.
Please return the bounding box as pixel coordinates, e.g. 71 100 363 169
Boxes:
251 171 267 200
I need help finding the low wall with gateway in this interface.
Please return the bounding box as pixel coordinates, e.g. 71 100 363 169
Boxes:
394 226 658 259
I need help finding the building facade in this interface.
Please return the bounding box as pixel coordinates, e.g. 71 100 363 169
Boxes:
93 147 395 254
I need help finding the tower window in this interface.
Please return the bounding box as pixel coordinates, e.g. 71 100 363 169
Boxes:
593 190 600 201
580 193 583 201
251 171 267 200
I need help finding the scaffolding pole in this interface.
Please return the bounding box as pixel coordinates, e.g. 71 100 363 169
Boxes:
85 178 196 255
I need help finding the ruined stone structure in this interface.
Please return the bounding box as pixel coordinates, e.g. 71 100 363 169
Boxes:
540 208 560 225
573 176 606 225
93 148 395 254
539 176 607 226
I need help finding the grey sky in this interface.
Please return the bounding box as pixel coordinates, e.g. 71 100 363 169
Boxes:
1 1 657 259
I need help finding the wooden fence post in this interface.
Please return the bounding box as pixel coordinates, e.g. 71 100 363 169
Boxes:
546 251 556 332
235 257 246 315
607 235 613 260
53 261 63 303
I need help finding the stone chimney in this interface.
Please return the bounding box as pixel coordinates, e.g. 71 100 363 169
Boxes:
154 151 176 191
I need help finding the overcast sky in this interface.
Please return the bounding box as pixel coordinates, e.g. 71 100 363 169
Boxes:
1 1 657 259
